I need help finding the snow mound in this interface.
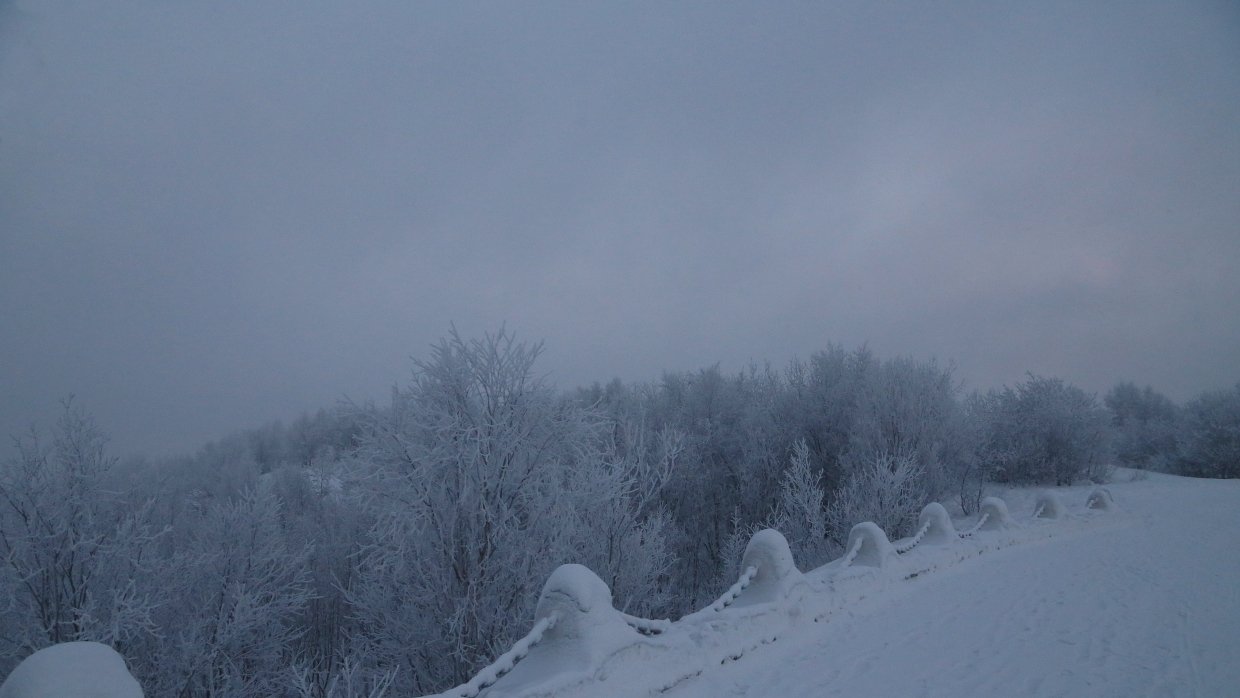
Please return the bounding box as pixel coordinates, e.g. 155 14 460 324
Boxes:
1086 486 1115 510
483 563 638 696
979 497 1013 530
917 502 957 544
845 522 897 568
734 529 803 607
1034 491 1065 519
534 563 627 647
0 642 143 698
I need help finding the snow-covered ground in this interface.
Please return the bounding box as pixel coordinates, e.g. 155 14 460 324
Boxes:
479 472 1240 698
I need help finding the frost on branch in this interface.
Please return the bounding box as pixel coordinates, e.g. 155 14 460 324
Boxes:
844 522 897 568
916 502 957 544
0 642 143 698
1035 491 1065 519
978 497 1013 530
1087 487 1115 510
732 529 802 607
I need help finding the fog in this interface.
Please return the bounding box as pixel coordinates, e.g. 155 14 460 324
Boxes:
2 1 1238 456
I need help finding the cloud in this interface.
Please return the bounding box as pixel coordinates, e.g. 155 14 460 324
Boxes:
1 1 1238 455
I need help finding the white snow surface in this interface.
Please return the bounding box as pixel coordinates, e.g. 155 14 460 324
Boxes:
0 642 143 698
474 472 1240 698
732 529 802 607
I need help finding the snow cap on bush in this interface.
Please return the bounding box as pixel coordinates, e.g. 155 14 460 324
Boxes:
917 502 957 544
534 563 619 643
1035 491 1065 519
845 522 898 567
979 497 1013 530
0 642 143 698
734 528 803 606
1087 487 1115 510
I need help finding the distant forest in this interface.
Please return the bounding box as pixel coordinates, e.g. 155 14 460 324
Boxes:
2 329 1236 696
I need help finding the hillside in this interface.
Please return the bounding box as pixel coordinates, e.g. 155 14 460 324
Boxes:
479 472 1240 698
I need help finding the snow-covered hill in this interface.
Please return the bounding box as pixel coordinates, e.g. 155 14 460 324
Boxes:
475 472 1240 698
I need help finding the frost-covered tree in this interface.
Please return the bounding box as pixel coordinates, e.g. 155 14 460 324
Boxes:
266 461 365 698
845 355 965 506
767 440 829 567
974 374 1110 485
780 346 874 494
0 400 161 674
957 393 992 514
142 487 312 698
1105 382 1180 471
1176 384 1240 479
626 363 791 609
343 329 672 693
825 449 925 541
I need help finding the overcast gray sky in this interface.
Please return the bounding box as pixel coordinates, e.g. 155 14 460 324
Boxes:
2 1 1238 457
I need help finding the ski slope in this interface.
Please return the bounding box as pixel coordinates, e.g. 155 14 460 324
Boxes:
481 472 1240 698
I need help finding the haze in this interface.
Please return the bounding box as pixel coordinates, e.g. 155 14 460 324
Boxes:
2 1 1238 457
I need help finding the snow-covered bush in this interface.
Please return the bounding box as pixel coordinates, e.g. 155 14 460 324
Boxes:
843 522 897 568
531 564 631 664
1087 487 1115 510
1034 491 1065 519
0 642 142 698
734 529 803 606
978 497 1013 530
916 502 957 544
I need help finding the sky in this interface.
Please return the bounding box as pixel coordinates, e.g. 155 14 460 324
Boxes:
2 1 1238 458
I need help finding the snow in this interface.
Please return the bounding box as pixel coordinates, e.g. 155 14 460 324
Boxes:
731 529 803 607
0 642 143 698
477 565 641 698
1087 486 1116 510
843 521 897 568
915 501 957 544
476 472 1240 698
978 495 1014 530
701 565 758 613
1035 489 1066 519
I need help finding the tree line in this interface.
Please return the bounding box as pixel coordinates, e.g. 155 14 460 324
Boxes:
1 329 1236 696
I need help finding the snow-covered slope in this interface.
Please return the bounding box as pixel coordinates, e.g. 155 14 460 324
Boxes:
476 472 1240 698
